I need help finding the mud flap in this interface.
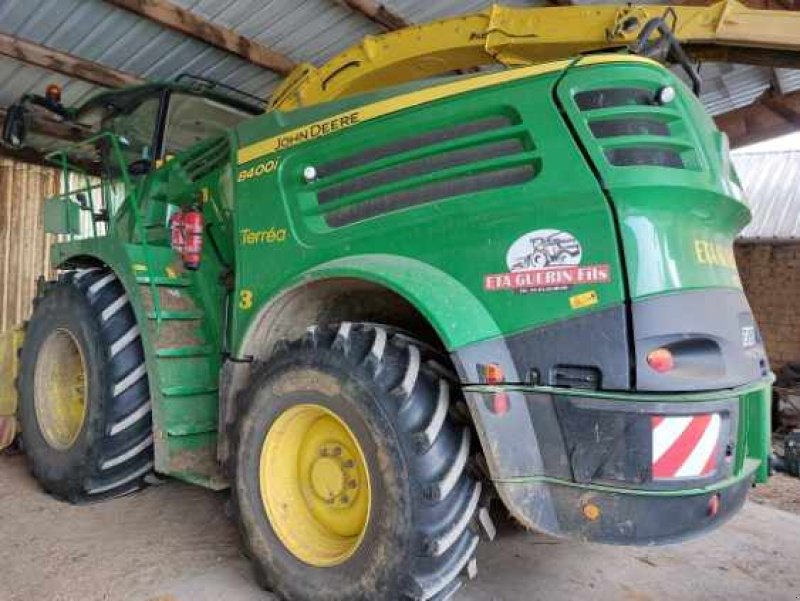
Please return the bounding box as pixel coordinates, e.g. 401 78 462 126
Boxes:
0 327 24 450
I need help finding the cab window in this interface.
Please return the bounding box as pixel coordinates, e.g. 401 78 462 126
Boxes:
163 94 249 156
104 97 161 170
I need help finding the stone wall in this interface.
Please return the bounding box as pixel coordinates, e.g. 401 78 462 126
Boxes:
736 242 800 369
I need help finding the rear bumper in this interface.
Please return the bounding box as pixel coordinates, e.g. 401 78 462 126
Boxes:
495 463 756 544
461 380 771 545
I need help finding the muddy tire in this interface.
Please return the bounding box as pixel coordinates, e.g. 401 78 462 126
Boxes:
18 268 153 502
234 323 487 600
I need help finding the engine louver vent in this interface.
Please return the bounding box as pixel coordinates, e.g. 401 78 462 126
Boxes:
179 135 230 183
576 87 696 170
306 115 539 228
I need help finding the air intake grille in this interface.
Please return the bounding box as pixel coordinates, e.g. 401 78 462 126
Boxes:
305 115 539 228
179 135 231 182
576 87 696 171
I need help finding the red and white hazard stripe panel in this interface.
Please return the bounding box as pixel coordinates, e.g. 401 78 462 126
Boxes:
651 414 721 480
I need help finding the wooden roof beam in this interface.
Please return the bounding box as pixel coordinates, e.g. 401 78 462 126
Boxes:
0 107 90 142
105 0 296 75
334 0 410 31
0 33 143 88
715 89 800 148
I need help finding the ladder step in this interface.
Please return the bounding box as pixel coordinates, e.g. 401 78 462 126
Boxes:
147 310 203 320
162 384 219 397
137 276 191 287
156 345 214 358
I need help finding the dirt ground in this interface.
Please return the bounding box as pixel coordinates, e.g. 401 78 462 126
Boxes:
1 453 799 601
750 471 800 515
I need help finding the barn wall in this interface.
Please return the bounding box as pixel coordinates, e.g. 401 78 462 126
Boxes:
736 241 800 369
0 159 59 332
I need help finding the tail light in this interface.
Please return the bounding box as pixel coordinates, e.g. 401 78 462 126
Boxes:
646 348 674 373
491 392 509 415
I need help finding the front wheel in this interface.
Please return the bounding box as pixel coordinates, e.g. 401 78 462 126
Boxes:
234 323 488 600
18 269 153 502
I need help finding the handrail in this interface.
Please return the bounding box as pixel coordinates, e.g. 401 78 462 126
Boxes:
45 131 164 326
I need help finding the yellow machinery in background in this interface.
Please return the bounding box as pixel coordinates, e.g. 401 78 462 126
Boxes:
271 0 800 111
0 328 23 450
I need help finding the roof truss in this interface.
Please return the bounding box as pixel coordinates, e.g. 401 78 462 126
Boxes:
0 32 143 88
105 0 296 75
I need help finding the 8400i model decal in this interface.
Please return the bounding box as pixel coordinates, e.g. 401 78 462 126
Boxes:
484 229 610 292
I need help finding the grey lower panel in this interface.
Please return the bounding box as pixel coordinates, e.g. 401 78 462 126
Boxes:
452 305 630 390
452 288 770 393
464 390 738 484
633 288 770 391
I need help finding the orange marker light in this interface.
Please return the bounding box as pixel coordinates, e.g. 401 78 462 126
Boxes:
582 502 601 521
45 83 62 103
646 348 674 373
482 363 504 384
708 493 721 517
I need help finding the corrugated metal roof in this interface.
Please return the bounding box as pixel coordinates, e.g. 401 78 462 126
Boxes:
3 0 798 118
697 63 776 116
733 151 800 240
0 0 540 110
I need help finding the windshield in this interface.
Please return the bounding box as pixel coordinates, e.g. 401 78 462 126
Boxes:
164 94 250 156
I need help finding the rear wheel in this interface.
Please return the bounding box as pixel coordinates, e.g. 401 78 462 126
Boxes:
18 268 153 502
235 323 489 600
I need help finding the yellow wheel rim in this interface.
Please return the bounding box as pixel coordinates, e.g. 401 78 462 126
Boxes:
33 328 88 450
260 404 371 567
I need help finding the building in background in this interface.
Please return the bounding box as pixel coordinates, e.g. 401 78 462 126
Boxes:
734 149 800 369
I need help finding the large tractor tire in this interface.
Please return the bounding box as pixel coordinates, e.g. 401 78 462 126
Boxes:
18 268 153 502
234 322 489 600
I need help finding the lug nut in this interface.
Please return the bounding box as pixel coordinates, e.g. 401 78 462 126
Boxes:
332 447 342 456
340 495 349 504
343 459 354 468
348 480 357 489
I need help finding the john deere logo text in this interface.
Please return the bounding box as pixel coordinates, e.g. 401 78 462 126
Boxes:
276 112 361 150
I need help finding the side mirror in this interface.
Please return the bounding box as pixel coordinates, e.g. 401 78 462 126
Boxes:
128 159 152 177
2 104 27 148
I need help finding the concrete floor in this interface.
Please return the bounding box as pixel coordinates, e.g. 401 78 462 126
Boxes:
1 453 799 601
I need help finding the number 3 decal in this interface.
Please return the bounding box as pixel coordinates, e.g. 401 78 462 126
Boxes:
239 289 254 310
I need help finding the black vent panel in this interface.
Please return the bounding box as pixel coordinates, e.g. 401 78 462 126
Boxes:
305 115 539 228
575 86 697 171
589 118 669 139
326 166 535 228
575 88 654 111
606 148 683 169
317 116 512 177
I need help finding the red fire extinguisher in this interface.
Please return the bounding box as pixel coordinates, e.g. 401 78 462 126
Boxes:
169 206 204 270
182 206 204 270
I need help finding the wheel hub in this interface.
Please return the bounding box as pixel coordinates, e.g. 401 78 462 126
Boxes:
33 328 88 451
259 404 371 567
311 442 360 507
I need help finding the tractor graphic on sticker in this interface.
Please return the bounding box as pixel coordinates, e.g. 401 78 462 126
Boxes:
507 229 582 272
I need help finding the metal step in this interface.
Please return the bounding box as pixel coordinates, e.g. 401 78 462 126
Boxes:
161 384 219 397
155 345 214 358
136 275 191 287
147 309 204 320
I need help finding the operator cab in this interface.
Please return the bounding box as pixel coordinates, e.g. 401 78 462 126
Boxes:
2 74 263 177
